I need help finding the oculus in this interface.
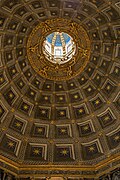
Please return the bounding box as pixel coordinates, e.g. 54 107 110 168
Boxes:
27 18 91 80
43 32 76 64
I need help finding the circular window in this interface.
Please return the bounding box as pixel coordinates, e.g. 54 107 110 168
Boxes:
43 32 76 64
27 19 91 80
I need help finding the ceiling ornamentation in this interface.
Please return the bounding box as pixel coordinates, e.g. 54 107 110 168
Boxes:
0 0 120 178
27 18 91 81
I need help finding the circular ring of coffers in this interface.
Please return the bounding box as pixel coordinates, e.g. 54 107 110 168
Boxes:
27 18 91 81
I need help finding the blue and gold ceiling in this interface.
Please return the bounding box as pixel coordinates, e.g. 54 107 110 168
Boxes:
46 32 71 46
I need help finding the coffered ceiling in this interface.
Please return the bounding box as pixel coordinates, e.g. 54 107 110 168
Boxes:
0 0 120 178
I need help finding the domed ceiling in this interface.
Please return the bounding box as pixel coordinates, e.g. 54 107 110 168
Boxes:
0 0 120 178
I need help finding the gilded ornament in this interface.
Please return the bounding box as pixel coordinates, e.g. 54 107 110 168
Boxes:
27 18 91 80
